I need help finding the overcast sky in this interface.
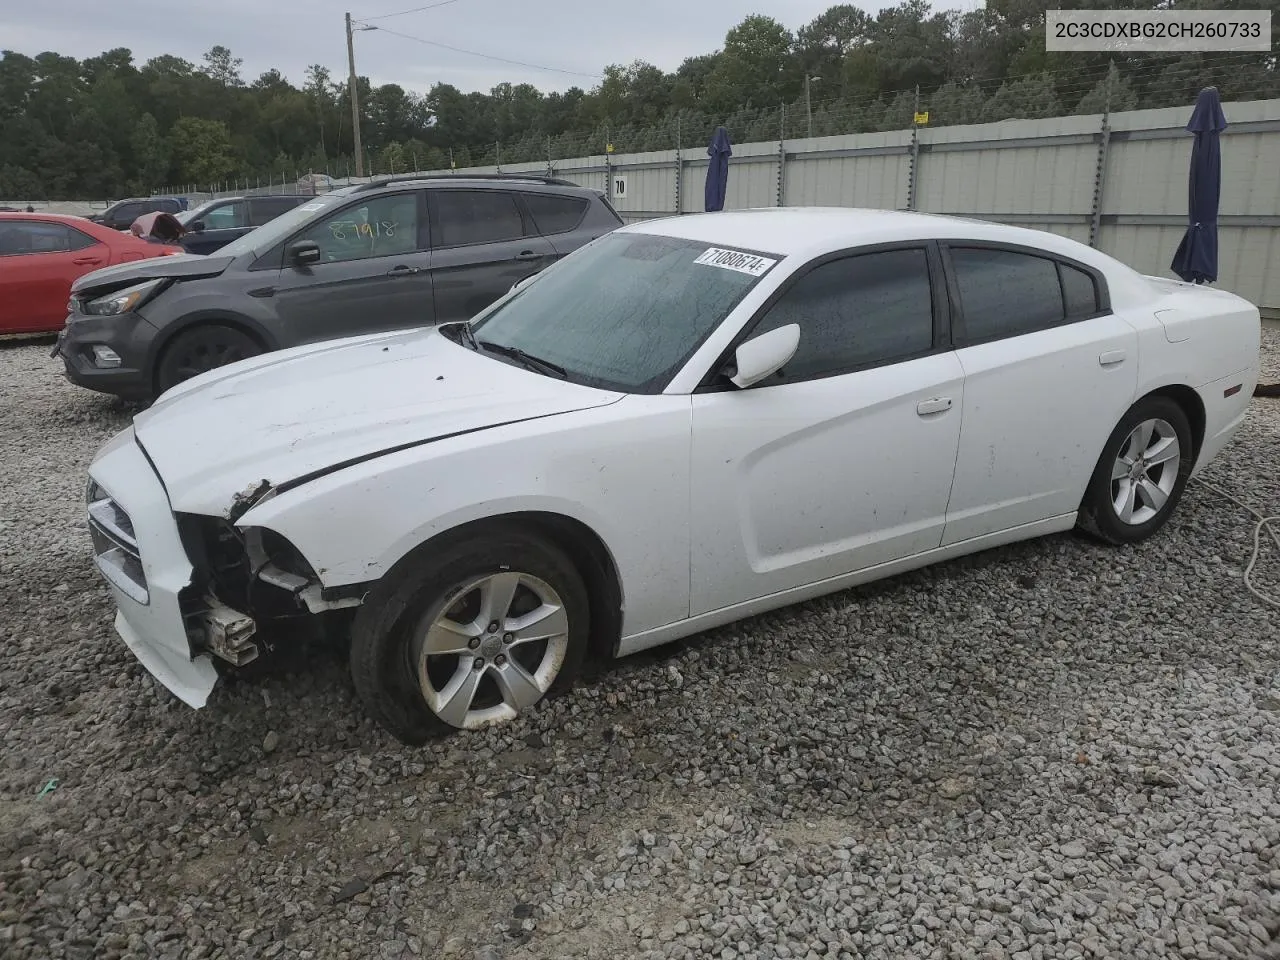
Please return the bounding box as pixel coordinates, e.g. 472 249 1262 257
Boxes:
6 0 974 96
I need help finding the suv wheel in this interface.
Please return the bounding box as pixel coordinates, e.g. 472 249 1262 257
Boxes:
155 324 261 396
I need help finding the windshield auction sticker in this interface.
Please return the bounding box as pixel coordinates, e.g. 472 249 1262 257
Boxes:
694 247 778 277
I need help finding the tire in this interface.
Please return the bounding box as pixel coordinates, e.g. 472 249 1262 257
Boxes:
349 532 590 745
1077 395 1194 545
155 324 262 396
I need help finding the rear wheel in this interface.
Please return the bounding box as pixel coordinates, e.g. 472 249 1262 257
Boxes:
155 324 261 396
349 532 589 745
1077 395 1193 544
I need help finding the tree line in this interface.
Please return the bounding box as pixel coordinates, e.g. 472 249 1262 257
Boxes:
2 0 1277 199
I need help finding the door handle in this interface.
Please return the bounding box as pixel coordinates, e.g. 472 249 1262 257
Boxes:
514 250 541 261
1098 349 1126 366
72 257 103 265
386 264 419 277
916 397 953 416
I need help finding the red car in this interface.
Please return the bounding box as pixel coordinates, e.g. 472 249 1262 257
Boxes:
0 213 184 335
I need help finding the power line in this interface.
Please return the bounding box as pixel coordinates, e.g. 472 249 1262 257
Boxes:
362 0 466 21
354 22 602 80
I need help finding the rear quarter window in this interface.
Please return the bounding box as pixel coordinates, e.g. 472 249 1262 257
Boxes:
522 193 590 235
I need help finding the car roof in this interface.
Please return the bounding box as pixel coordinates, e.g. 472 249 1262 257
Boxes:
356 175 600 197
0 211 95 223
624 207 1110 266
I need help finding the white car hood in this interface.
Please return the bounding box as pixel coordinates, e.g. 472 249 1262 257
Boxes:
133 327 623 516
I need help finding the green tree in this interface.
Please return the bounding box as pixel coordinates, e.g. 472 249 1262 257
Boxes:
130 112 169 191
982 72 1062 122
200 45 243 88
169 116 237 185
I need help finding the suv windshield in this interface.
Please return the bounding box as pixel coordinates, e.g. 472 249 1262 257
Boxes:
216 188 356 258
468 232 779 392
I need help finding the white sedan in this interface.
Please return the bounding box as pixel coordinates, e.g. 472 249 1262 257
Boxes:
85 208 1260 743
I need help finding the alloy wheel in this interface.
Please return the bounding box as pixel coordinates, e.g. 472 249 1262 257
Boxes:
1111 417 1181 526
411 571 570 729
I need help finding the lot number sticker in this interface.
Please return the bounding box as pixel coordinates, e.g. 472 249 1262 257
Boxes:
693 247 778 277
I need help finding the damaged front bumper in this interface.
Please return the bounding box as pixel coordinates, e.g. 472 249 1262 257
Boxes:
87 427 222 707
87 429 362 708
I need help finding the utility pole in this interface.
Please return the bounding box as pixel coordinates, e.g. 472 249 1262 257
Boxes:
805 76 820 139
345 12 365 177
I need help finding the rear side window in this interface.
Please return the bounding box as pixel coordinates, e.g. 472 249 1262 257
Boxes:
949 247 1064 343
0 222 95 255
522 193 589 235
745 247 935 384
154 199 181 213
1060 262 1100 318
433 190 524 246
250 197 304 226
112 202 145 222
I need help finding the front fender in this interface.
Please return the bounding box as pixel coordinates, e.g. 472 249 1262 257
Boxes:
235 397 694 637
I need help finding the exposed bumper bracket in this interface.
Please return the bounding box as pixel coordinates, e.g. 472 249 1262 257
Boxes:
195 595 260 666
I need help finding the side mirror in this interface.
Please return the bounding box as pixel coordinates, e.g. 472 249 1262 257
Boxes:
728 324 800 389
190 219 206 232
288 240 322 267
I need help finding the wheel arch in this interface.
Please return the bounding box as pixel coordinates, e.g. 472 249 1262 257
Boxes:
1140 383 1206 465
374 511 624 662
149 311 277 395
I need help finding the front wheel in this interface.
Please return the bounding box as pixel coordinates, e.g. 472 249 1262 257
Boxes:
1077 395 1193 545
155 324 262 396
349 532 590 745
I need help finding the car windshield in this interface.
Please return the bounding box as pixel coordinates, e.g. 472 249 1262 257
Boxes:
216 188 356 258
467 232 779 392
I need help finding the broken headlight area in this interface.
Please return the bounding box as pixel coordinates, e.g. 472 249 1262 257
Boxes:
175 515 361 669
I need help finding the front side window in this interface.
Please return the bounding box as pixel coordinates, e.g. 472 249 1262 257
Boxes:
950 247 1066 342
433 190 525 246
202 201 248 230
744 248 935 384
297 192 422 263
468 232 778 392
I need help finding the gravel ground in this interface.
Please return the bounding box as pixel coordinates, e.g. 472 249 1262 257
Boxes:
4 333 1280 960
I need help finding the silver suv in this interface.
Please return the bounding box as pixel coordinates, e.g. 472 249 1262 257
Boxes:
55 174 624 402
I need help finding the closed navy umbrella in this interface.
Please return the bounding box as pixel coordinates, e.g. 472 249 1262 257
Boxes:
1170 87 1227 285
704 126 732 212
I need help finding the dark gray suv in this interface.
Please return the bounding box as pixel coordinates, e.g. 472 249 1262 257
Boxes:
55 175 623 401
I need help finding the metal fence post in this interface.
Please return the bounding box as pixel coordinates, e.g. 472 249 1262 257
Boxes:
776 104 787 207
1088 63 1115 248
907 86 920 211
674 119 682 215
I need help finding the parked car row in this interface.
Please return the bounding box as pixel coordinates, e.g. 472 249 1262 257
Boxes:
1 188 415 337
76 201 1259 743
54 174 623 399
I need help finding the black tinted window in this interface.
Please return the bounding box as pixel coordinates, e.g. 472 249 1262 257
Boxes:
251 197 303 225
523 193 588 235
951 247 1065 342
434 190 524 246
747 248 934 383
0 222 93 255
1061 262 1099 318
112 203 145 221
155 199 181 213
